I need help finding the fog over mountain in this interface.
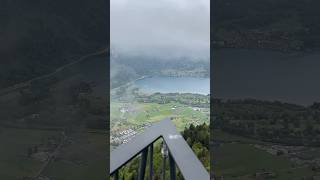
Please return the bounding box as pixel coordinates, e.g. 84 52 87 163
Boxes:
111 0 210 60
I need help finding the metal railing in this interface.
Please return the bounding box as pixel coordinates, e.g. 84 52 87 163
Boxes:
110 118 210 180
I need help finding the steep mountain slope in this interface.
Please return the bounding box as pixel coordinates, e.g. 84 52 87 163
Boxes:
0 0 107 89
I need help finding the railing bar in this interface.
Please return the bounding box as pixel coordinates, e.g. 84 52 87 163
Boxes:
162 141 167 180
149 143 154 180
110 119 210 179
169 152 176 180
114 170 119 180
139 148 148 180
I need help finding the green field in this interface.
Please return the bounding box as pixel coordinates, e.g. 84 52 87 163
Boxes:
0 128 60 179
0 127 106 180
111 101 209 132
214 130 319 180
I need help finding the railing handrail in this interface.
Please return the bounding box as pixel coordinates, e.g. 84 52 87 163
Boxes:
110 118 210 180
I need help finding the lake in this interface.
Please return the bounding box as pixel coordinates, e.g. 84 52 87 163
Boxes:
213 48 320 105
134 76 210 95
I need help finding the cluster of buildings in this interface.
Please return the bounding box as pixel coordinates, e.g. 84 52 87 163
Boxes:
111 122 153 146
111 128 137 145
192 107 201 111
254 144 320 170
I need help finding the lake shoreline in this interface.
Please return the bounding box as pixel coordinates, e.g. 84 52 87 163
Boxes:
134 76 210 95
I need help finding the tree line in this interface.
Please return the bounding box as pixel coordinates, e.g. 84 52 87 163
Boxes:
213 99 320 145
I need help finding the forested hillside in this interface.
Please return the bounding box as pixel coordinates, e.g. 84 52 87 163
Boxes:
214 99 320 146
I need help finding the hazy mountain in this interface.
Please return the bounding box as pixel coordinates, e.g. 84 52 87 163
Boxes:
213 0 320 51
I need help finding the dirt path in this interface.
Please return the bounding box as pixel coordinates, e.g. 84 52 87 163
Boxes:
33 131 67 179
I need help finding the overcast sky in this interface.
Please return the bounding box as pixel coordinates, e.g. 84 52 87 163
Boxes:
111 0 210 60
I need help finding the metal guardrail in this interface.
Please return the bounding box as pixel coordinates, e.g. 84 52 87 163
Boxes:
110 118 210 180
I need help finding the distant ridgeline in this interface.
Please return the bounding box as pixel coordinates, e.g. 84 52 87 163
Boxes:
111 56 209 89
213 99 320 146
213 0 320 51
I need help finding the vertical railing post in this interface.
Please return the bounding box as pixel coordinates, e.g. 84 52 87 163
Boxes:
149 143 154 180
162 155 166 180
169 153 176 180
161 142 168 180
139 148 148 180
114 170 119 180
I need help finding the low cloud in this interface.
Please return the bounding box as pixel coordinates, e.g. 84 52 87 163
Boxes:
111 0 210 60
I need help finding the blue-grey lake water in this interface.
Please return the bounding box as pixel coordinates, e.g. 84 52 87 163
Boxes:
214 49 320 105
134 76 210 95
